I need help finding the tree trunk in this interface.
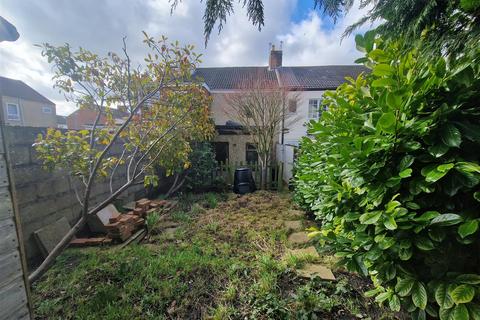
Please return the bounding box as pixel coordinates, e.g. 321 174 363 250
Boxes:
260 154 268 190
165 173 185 198
28 215 86 283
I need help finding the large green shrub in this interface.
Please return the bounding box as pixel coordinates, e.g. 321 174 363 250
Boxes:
294 33 480 319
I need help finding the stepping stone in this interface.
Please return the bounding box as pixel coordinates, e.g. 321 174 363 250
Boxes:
288 232 310 245
157 221 180 229
284 220 303 232
163 227 179 239
297 263 336 281
285 246 319 259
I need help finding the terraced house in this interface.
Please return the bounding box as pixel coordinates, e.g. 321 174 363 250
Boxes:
193 45 366 182
0 76 56 127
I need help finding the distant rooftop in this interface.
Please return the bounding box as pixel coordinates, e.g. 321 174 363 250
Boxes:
0 76 54 104
193 65 368 91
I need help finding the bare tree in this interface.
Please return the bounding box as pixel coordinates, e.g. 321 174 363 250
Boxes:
226 78 299 189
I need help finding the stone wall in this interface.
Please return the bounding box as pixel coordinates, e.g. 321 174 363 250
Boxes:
3 126 144 267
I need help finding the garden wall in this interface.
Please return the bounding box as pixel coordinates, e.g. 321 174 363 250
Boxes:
3 126 145 268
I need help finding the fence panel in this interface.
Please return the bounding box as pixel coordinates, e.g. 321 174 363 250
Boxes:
216 161 284 191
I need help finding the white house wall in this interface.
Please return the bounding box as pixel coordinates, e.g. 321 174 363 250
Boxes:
282 90 325 146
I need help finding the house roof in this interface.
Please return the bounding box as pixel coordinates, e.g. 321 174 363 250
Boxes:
193 67 278 90
56 115 67 125
67 106 129 119
0 76 54 104
277 65 368 90
193 65 368 91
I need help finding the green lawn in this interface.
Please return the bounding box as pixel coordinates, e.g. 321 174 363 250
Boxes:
32 191 400 319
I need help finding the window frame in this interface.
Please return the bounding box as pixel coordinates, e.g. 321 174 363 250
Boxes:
287 99 297 114
42 106 53 114
308 98 326 120
6 103 20 121
245 143 258 164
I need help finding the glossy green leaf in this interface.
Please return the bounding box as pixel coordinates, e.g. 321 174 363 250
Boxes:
389 294 401 312
430 214 463 226
412 282 428 309
428 144 449 158
449 284 475 304
435 283 455 309
458 220 479 238
360 211 382 224
372 78 397 87
395 278 415 296
377 112 396 132
441 124 462 147
456 274 480 285
373 64 394 76
452 304 469 320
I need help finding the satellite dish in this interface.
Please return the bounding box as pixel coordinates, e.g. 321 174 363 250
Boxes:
0 16 20 42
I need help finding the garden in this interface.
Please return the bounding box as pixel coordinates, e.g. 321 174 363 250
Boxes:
27 1 480 319
33 191 402 319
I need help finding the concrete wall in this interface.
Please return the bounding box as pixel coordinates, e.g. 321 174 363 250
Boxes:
3 126 144 267
2 95 56 128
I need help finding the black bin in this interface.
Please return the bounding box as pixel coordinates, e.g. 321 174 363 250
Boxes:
233 168 256 194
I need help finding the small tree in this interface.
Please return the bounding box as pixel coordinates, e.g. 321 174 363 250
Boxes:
30 34 214 283
226 79 299 189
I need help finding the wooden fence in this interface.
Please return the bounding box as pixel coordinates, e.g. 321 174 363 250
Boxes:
217 161 284 191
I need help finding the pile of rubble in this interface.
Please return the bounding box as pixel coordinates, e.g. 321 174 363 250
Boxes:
70 198 176 247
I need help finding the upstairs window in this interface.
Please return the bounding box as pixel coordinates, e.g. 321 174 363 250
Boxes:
308 99 326 120
42 106 53 114
288 99 297 114
6 103 20 121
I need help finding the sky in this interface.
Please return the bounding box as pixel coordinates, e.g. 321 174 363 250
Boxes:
0 0 374 115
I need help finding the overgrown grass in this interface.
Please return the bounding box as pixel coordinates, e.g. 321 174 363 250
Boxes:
33 191 401 319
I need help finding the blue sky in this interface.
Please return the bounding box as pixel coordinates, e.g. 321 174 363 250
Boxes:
0 0 373 115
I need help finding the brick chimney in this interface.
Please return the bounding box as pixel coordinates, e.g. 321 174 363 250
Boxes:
268 43 282 70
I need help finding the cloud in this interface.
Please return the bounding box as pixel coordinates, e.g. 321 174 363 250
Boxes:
278 6 374 66
0 0 374 115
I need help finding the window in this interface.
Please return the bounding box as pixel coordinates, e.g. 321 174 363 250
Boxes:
214 142 229 164
288 99 297 114
246 143 258 164
6 103 20 121
308 99 326 120
42 106 53 114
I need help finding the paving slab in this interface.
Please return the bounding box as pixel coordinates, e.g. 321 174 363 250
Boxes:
157 221 180 229
87 204 121 233
163 227 179 239
285 246 319 259
297 263 336 281
287 232 310 245
284 220 303 232
34 217 71 257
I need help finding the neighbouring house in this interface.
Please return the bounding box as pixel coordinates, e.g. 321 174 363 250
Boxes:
56 115 67 129
193 45 367 182
0 76 57 127
66 107 128 130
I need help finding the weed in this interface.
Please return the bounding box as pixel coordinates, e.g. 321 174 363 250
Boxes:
204 192 218 208
145 211 160 232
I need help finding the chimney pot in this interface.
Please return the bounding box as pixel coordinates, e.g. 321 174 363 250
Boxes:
268 43 282 70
